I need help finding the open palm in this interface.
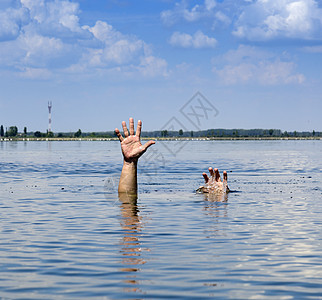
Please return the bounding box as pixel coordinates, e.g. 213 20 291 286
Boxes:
115 118 155 163
121 135 145 162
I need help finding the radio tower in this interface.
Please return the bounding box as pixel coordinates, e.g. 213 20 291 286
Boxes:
48 101 52 133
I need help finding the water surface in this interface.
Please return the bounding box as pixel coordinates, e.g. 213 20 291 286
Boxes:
0 140 321 299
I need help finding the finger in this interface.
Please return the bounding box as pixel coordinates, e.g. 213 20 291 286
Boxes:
208 167 214 178
122 121 129 137
214 168 221 182
115 128 124 142
136 120 142 137
129 117 134 135
202 172 209 183
141 140 155 152
223 171 228 182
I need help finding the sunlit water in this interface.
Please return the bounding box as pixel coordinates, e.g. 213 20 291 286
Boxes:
0 140 321 299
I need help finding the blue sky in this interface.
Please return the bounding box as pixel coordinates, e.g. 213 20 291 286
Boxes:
0 0 322 132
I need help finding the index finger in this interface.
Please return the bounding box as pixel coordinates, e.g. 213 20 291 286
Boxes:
115 128 124 142
135 120 142 137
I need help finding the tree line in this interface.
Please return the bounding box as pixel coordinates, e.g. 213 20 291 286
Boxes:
0 125 27 137
142 128 321 138
0 125 92 138
0 125 320 139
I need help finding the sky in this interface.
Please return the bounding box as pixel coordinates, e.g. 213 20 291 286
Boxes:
0 0 322 133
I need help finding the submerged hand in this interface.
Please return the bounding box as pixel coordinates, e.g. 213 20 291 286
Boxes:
197 167 229 194
115 118 155 163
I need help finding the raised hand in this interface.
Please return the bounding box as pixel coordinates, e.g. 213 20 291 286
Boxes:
116 118 155 195
115 118 155 163
197 167 229 194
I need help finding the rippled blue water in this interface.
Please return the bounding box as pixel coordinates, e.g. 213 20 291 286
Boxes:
0 140 321 299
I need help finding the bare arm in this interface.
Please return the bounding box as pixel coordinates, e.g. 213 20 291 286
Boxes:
115 118 155 195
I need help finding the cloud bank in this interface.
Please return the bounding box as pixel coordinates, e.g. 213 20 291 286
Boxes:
213 45 305 85
233 0 322 41
162 0 322 42
0 0 167 78
161 0 217 25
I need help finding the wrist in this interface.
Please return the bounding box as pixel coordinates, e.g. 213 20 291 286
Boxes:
123 158 138 166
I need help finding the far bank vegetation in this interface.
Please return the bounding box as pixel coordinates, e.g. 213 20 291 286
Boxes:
0 124 321 140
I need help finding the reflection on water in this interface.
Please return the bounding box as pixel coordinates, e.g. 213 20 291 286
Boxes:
202 191 229 203
202 193 228 239
118 194 148 294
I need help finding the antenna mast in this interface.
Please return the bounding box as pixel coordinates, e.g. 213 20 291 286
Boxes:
48 101 52 132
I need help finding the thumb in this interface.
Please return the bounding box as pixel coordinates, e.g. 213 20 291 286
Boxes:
141 140 155 152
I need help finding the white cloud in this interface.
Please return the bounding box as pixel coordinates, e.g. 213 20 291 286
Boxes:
137 56 169 77
233 0 322 41
20 31 64 63
0 0 168 78
169 32 192 48
102 39 144 65
21 0 45 23
216 44 273 64
214 11 231 26
213 45 305 85
49 1 81 32
0 7 29 40
169 31 217 48
302 46 322 53
86 21 121 43
83 20 144 66
205 0 216 11
161 0 217 25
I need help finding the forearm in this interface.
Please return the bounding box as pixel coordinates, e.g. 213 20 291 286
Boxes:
118 160 138 194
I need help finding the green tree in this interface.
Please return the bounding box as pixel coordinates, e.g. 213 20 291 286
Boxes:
74 129 82 138
161 130 168 137
190 131 193 137
313 130 315 136
269 129 274 136
178 129 183 136
7 126 18 137
24 127 27 135
34 131 42 138
0 125 4 137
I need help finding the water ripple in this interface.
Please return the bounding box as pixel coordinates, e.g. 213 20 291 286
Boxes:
0 140 321 299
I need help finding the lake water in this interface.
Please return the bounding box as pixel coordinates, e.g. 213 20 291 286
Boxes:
0 140 321 299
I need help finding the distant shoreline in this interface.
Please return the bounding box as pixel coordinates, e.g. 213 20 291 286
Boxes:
1 137 320 142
